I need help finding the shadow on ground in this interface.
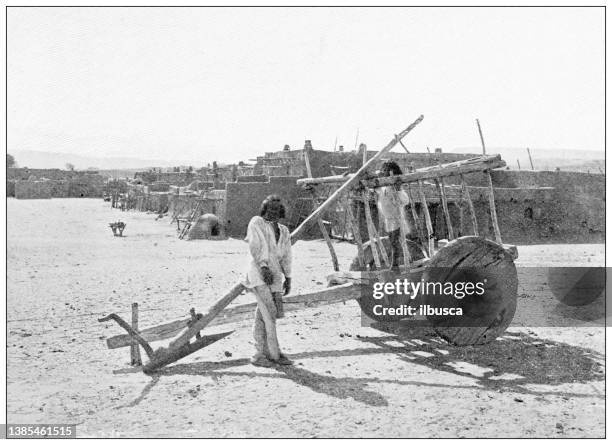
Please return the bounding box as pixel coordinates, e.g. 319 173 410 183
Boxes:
125 327 604 408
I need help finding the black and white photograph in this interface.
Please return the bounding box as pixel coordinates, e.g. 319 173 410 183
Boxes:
4 4 607 439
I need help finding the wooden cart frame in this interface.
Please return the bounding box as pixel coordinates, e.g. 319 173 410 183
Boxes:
99 115 519 373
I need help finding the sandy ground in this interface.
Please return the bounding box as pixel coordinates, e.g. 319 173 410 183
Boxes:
7 198 605 438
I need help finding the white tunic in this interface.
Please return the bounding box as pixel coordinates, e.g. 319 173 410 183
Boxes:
376 186 411 233
243 216 292 293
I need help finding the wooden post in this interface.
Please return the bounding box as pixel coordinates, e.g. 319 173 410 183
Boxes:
485 171 502 244
460 174 479 236
345 196 366 269
305 148 339 271
190 308 202 339
417 180 435 256
130 303 142 366
476 119 486 154
527 147 534 170
395 134 410 154
362 144 368 166
406 183 426 253
517 159 521 170
434 177 455 240
361 192 384 269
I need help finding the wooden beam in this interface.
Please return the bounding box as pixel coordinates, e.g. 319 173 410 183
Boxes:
417 180 435 256
169 283 246 348
98 313 154 358
130 303 142 366
106 283 360 349
345 197 365 269
395 134 410 154
406 184 426 255
363 158 506 188
485 171 502 244
316 218 339 271
290 115 424 241
476 119 486 154
297 155 505 187
460 174 479 236
361 193 383 269
527 147 535 170
434 178 455 240
305 148 339 271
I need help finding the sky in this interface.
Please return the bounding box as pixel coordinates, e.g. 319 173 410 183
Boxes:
7 7 605 165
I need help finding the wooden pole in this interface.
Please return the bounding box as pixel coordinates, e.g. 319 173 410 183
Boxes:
291 115 424 241
345 196 366 269
406 184 427 254
476 119 486 154
517 159 521 170
434 177 455 240
362 144 368 166
169 283 246 348
417 180 435 256
305 149 339 271
485 171 502 244
527 147 535 170
189 308 202 339
298 155 505 187
362 193 384 269
130 303 142 366
395 134 410 154
460 174 479 236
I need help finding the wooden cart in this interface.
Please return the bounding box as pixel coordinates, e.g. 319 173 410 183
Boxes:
99 115 518 373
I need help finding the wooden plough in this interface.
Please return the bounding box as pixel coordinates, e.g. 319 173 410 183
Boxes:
99 114 519 373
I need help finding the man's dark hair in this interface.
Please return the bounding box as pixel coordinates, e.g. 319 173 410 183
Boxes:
260 194 286 218
380 160 403 176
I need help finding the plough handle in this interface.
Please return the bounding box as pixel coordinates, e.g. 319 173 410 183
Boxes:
98 313 155 358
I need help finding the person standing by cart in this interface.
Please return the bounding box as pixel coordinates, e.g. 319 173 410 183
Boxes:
244 195 294 367
376 160 413 271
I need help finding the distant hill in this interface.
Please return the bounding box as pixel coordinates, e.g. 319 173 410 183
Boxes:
452 147 604 173
9 149 203 171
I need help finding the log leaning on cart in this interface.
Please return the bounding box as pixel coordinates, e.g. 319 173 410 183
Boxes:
99 114 519 373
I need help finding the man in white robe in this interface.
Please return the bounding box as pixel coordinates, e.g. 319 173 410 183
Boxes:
244 195 293 367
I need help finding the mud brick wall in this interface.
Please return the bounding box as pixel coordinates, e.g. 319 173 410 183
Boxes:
8 168 71 180
236 175 268 183
168 190 227 223
145 193 170 213
15 181 52 199
7 181 15 197
49 180 70 197
414 185 602 245
475 171 605 243
225 176 308 238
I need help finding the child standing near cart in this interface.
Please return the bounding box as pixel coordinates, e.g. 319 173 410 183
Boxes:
376 161 413 271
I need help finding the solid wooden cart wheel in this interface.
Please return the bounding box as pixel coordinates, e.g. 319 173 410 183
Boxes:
351 238 427 322
422 236 518 346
